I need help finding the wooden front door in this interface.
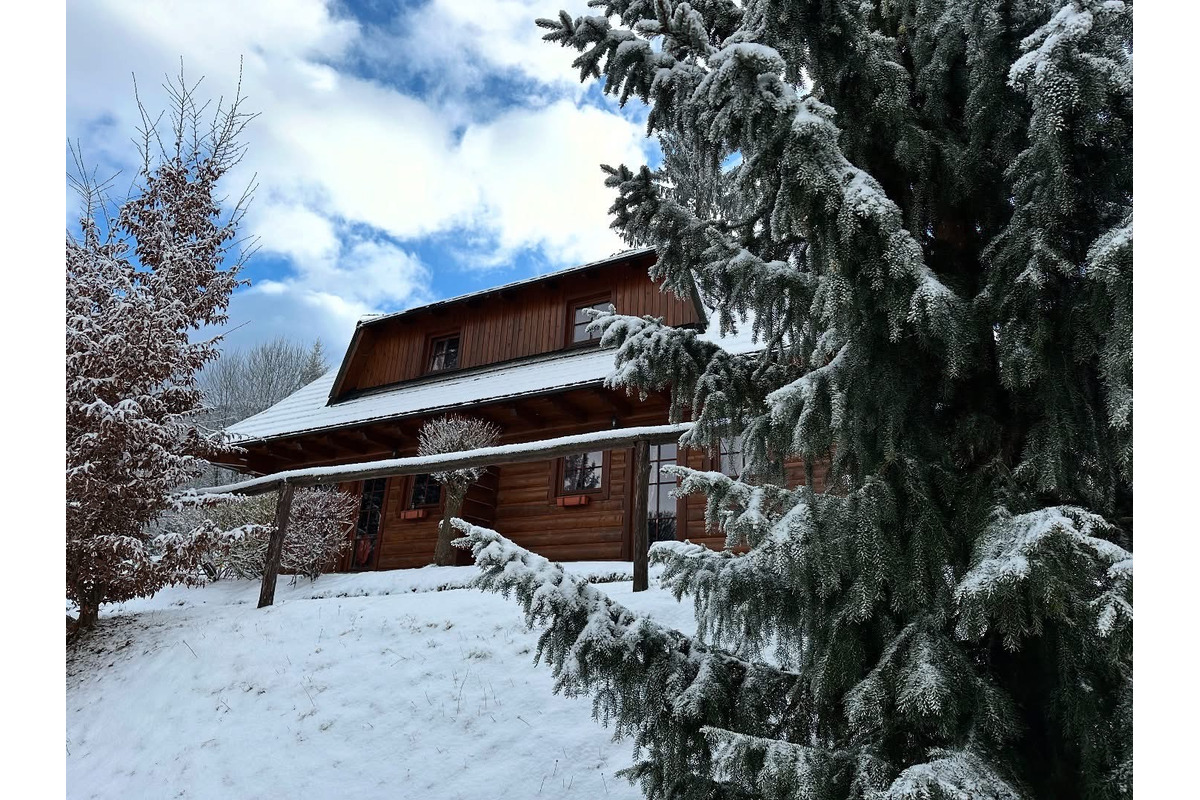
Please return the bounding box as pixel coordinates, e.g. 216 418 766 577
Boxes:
351 477 387 570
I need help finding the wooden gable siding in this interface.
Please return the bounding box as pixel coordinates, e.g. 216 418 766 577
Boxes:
339 261 701 394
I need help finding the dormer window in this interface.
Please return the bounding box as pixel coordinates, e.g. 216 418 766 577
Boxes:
570 297 615 345
427 334 460 373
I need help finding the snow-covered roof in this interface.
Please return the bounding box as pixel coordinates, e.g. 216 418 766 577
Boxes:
226 347 615 443
225 310 765 444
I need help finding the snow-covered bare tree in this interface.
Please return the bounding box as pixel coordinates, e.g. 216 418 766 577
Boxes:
200 336 329 430
418 415 501 566
457 2 1132 799
193 335 329 487
66 67 256 629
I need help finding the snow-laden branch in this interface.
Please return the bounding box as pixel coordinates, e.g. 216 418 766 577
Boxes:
453 520 806 792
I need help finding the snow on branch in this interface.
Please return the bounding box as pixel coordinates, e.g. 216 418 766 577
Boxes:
881 749 1024 800
452 519 805 789
955 506 1132 648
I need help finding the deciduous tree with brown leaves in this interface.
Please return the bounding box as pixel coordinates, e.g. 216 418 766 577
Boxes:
66 67 256 629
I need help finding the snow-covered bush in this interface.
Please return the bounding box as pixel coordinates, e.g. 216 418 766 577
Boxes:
279 488 358 581
66 69 255 628
418 415 502 565
207 488 357 582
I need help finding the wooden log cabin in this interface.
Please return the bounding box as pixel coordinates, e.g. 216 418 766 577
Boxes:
216 248 823 571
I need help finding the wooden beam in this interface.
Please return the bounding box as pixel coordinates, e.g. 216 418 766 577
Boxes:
470 408 508 431
591 388 632 418
258 483 295 608
294 438 338 459
356 427 397 451
552 395 588 423
631 438 651 592
194 423 692 498
510 403 545 428
328 430 384 457
388 419 420 440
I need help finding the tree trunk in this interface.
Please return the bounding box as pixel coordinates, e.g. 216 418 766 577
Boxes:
435 484 469 566
75 599 99 630
259 483 295 608
632 439 651 592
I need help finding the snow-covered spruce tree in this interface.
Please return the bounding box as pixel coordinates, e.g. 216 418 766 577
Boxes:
417 415 502 565
657 128 742 228
66 69 256 629
456 2 1132 799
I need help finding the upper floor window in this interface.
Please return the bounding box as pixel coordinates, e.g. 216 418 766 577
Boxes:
560 450 605 493
427 334 460 372
570 297 615 345
410 473 442 508
719 435 746 479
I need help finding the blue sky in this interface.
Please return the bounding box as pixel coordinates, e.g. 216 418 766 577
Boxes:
65 0 659 358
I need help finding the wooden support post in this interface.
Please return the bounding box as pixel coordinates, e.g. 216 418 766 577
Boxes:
631 438 650 592
258 482 296 609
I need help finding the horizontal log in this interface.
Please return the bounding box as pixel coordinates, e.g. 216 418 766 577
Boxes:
195 423 693 498
505 529 625 547
530 544 624 562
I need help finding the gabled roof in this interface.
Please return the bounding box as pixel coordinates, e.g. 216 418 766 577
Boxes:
324 247 703 404
223 314 764 445
356 247 656 329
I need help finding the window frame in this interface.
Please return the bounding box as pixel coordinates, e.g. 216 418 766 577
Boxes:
718 434 746 479
349 477 388 571
424 331 462 374
408 473 443 509
552 449 610 499
565 293 615 348
646 442 682 545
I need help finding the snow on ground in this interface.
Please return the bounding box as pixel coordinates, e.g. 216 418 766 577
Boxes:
67 563 696 800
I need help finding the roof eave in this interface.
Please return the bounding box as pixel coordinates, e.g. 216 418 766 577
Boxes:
229 375 610 449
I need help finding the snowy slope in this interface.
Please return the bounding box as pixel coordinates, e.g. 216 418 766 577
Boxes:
66 565 695 800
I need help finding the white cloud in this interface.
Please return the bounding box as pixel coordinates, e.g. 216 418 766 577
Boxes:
369 0 589 104
459 100 647 264
67 0 652 350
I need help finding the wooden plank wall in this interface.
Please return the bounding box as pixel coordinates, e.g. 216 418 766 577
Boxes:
491 451 630 562
374 469 501 570
343 260 701 393
370 451 830 570
264 388 832 572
